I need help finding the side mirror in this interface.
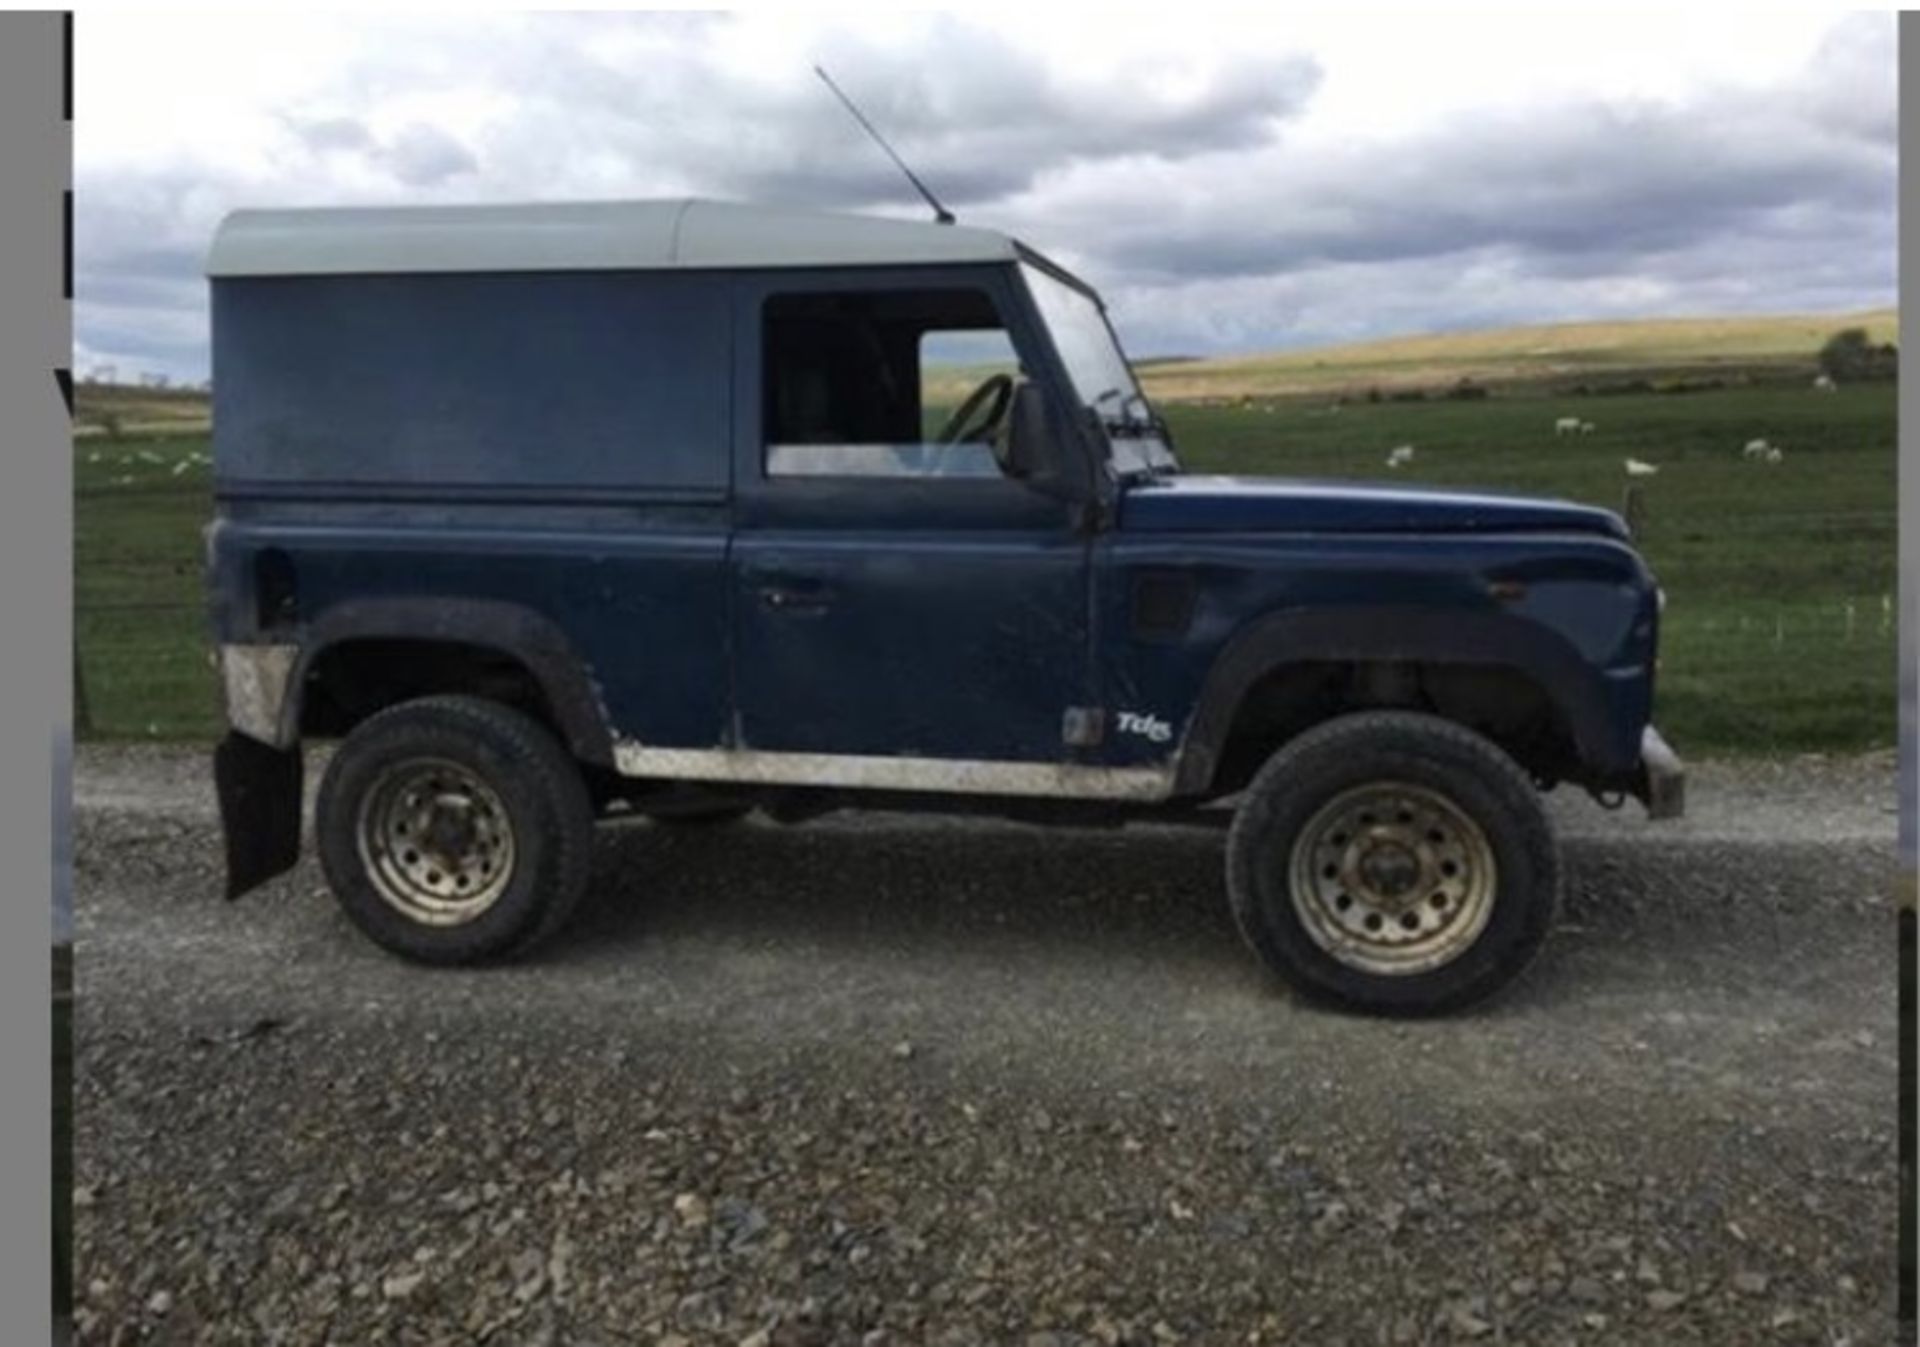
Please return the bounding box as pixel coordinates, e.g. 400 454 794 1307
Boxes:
1002 381 1053 483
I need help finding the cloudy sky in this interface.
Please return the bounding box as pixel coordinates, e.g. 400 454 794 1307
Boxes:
77 9 1896 384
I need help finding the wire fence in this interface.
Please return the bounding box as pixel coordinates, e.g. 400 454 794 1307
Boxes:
74 598 215 740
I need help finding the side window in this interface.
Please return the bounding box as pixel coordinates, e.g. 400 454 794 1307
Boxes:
764 287 1027 480
920 328 1020 442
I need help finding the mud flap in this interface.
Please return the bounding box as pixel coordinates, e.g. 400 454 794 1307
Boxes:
213 732 303 898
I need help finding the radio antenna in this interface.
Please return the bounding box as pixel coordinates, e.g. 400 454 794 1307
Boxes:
814 65 955 225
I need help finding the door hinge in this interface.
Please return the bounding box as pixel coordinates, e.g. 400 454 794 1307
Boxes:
1062 706 1105 748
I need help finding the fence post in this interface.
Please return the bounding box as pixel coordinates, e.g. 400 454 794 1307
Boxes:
1621 483 1646 537
72 632 90 737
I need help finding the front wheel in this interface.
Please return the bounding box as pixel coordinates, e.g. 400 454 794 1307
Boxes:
1225 711 1559 1015
315 695 595 965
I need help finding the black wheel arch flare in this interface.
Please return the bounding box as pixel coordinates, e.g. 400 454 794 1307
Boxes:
1171 604 1625 796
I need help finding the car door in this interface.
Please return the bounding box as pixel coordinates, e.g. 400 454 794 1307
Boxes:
723 267 1093 784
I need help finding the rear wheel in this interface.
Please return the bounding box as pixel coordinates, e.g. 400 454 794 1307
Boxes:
1226 711 1559 1015
315 695 594 964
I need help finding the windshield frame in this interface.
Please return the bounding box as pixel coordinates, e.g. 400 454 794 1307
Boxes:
1014 249 1180 480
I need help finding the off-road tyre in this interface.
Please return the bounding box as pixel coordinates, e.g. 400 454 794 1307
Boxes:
315 695 595 964
1225 710 1559 1016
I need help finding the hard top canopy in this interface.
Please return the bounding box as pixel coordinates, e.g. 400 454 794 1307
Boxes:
206 197 1041 279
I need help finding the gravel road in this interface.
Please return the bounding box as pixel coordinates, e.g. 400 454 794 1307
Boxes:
72 746 1903 1346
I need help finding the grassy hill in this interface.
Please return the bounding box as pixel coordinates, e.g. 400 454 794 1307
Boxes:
73 381 211 437
1135 307 1898 402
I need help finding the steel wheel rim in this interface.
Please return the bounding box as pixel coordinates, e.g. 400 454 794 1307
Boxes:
355 757 517 926
1287 781 1497 976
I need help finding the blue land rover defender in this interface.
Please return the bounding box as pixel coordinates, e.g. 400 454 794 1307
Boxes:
205 199 1683 1015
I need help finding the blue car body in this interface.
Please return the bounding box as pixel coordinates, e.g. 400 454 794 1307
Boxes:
203 200 1679 898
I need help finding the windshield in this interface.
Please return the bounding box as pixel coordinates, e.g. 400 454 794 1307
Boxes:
1019 261 1179 478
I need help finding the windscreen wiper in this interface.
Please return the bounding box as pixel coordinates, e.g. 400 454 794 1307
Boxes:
1092 386 1157 431
1093 387 1179 464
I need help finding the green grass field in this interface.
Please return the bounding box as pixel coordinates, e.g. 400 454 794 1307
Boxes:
74 378 1894 756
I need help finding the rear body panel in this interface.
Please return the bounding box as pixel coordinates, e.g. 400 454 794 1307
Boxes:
208 270 735 753
210 503 732 752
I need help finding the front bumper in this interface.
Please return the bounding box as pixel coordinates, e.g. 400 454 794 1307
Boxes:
1638 725 1685 820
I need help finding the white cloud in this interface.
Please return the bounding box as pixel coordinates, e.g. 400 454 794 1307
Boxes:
74 10 1894 381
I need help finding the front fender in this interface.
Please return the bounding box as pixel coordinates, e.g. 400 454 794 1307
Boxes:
1172 603 1641 794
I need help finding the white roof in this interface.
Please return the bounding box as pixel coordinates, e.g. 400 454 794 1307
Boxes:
205 198 1024 278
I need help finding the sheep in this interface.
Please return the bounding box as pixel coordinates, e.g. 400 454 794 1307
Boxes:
1385 444 1416 468
1578 421 1597 435
1624 458 1659 477
1813 374 1837 392
1764 446 1783 464
1554 416 1582 435
1742 437 1771 459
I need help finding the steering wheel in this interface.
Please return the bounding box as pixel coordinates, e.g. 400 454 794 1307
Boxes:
935 373 1015 446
